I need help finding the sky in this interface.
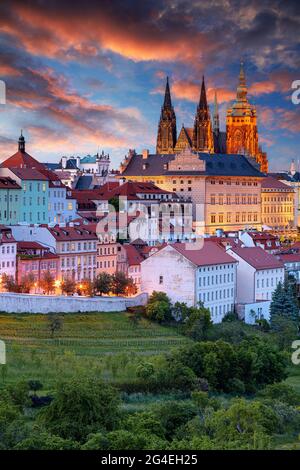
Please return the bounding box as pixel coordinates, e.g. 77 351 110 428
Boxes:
0 0 299 171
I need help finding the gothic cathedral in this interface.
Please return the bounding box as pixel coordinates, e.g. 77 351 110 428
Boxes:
156 63 268 173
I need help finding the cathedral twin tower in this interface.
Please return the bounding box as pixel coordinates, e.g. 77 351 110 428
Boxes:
156 64 268 173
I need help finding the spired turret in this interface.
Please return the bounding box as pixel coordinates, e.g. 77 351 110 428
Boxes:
156 77 177 154
192 76 214 153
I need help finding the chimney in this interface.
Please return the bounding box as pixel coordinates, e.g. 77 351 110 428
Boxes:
76 156 81 169
142 149 149 160
62 156 67 169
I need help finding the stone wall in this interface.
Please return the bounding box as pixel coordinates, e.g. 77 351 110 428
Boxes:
0 292 147 314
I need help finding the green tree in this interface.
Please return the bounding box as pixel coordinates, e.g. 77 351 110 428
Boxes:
94 272 112 296
78 278 94 297
39 376 121 442
184 305 212 340
19 273 35 293
1 274 19 293
112 271 132 296
39 271 55 294
145 291 172 323
270 280 299 331
14 432 79 450
61 277 76 296
257 383 300 406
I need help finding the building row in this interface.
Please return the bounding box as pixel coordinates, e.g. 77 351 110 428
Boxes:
1 220 300 324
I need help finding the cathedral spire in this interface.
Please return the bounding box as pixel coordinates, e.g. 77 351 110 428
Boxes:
156 77 177 154
163 76 172 108
213 91 219 134
199 76 208 109
192 76 214 153
236 60 248 102
18 130 25 152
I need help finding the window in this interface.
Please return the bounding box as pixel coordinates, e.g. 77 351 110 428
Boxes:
159 275 163 285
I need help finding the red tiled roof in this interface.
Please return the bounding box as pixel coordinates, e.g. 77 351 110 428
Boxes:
48 224 97 242
0 176 21 189
1 150 46 171
123 244 144 266
107 181 176 200
9 168 48 181
230 246 284 270
170 241 237 267
277 253 300 263
38 169 66 188
261 176 294 191
17 241 45 250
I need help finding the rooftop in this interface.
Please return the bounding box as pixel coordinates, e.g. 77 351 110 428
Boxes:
229 246 284 270
121 151 264 178
261 176 294 191
170 240 238 267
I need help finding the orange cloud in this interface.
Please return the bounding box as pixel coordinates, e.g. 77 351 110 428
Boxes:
0 2 220 65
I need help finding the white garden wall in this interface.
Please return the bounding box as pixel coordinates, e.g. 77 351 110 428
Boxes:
0 292 147 314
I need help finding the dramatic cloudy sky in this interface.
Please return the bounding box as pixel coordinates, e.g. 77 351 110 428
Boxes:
0 0 299 170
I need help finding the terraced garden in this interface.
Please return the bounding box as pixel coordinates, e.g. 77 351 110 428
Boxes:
0 312 192 388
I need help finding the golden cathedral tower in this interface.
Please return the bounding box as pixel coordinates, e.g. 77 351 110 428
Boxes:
192 76 214 153
156 77 177 154
226 62 268 172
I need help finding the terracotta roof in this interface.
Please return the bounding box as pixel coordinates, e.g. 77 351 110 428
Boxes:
277 253 300 263
170 241 238 267
9 168 48 181
1 150 46 170
0 176 21 189
71 181 176 203
17 241 45 250
123 244 144 266
107 181 176 200
38 168 66 188
249 232 278 241
261 176 294 191
229 246 284 270
48 224 97 242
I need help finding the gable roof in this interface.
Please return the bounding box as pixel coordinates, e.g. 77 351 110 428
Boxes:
1 150 46 171
9 168 48 181
229 246 284 270
154 241 238 267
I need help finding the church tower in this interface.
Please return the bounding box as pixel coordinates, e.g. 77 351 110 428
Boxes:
156 77 177 154
226 62 268 172
213 91 219 135
192 76 214 153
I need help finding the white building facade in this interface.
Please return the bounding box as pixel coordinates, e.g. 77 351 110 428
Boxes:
0 226 17 282
141 242 237 323
226 246 285 303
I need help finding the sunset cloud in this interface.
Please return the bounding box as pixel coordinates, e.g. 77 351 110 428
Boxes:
0 0 299 169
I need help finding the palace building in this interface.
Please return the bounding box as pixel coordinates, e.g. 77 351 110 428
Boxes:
119 64 268 236
119 148 264 235
156 63 268 172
